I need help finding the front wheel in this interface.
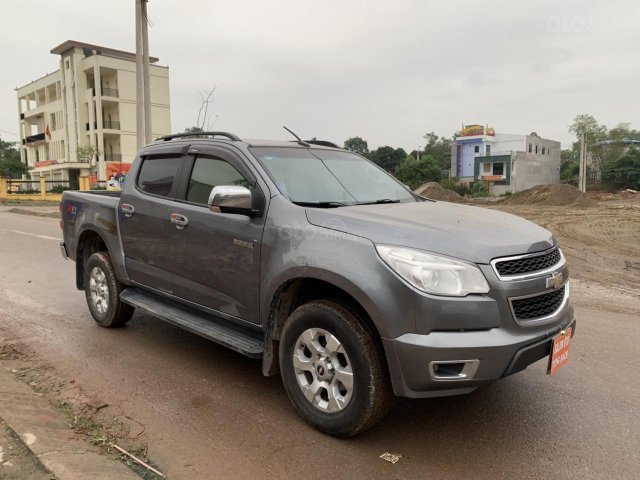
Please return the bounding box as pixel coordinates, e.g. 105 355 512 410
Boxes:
279 300 393 437
84 252 134 327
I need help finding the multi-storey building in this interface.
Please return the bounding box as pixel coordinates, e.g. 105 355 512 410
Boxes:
450 124 561 194
16 40 171 186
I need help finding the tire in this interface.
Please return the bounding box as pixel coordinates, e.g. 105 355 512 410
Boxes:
84 252 134 328
279 299 393 437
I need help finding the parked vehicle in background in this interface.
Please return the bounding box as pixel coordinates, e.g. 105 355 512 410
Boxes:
60 132 575 437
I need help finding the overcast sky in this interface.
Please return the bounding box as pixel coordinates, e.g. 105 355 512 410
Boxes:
1 0 639 151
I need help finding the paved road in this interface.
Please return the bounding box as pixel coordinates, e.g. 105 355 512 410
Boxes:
0 210 638 479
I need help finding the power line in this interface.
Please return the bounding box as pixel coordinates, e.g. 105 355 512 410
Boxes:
0 128 18 137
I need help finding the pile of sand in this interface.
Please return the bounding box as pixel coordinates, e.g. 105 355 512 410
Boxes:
415 182 465 203
500 184 597 207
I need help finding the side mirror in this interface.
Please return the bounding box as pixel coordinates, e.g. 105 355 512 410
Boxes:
208 185 254 216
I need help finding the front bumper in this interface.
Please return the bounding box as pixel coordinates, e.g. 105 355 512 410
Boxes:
383 305 575 398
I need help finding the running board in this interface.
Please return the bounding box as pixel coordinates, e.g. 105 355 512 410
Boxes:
120 288 264 358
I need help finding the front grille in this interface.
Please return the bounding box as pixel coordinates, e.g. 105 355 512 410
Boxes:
511 287 566 321
494 248 561 277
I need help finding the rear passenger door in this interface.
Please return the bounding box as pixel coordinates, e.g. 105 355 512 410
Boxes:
119 150 187 294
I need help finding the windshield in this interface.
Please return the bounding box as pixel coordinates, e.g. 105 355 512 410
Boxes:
251 147 416 206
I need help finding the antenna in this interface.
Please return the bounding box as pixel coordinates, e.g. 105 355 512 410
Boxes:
283 126 310 147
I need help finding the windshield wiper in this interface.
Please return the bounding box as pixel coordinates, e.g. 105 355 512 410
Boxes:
356 199 401 205
292 201 351 208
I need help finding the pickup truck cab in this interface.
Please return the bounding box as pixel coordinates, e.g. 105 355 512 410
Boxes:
60 131 575 437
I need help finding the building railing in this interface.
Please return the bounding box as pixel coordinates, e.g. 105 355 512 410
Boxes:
105 153 122 162
103 120 120 130
85 121 120 131
23 133 46 144
101 87 119 97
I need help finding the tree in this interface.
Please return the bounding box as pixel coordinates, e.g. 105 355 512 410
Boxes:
394 154 442 190
604 146 640 189
77 145 101 164
568 114 608 146
193 85 218 131
0 139 28 178
367 146 407 172
560 148 579 183
422 132 452 170
343 136 369 156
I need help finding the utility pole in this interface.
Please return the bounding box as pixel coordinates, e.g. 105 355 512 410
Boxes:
578 132 587 192
135 0 152 148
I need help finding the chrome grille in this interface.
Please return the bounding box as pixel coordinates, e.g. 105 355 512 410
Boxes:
493 248 562 278
511 287 566 321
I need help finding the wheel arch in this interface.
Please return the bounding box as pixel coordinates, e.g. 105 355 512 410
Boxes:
75 229 109 290
261 275 386 377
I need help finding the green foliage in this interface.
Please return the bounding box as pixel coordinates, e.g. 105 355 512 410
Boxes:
50 185 71 193
422 132 452 170
394 154 442 190
367 146 407 173
77 145 100 163
343 136 369 156
470 181 490 197
0 139 29 177
567 114 640 178
604 147 640 189
501 190 513 196
439 177 473 196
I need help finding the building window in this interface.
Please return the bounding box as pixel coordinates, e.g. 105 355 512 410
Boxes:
65 59 70 69
483 163 491 173
528 143 532 153
486 145 491 155
542 147 546 155
474 145 479 153
493 162 504 176
535 145 538 154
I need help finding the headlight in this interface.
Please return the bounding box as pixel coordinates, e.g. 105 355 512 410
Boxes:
376 245 490 296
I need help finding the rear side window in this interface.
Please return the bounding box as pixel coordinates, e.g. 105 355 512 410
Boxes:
186 156 252 205
137 156 181 197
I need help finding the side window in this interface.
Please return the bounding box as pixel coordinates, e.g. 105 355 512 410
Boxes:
137 156 181 197
186 156 252 205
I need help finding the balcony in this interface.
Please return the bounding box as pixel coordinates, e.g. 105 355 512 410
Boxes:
23 133 46 145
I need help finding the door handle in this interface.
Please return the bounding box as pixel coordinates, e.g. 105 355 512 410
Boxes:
121 203 135 217
170 213 189 229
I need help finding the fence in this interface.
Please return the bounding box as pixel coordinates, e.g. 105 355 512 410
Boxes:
0 176 97 201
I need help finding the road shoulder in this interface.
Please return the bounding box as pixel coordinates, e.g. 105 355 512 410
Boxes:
0 367 139 480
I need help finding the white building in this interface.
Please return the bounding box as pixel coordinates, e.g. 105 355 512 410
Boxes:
16 40 171 186
450 125 561 194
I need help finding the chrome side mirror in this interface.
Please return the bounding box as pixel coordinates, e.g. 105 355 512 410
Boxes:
208 185 253 215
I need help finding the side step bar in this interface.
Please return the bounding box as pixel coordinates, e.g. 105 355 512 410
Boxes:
120 288 264 358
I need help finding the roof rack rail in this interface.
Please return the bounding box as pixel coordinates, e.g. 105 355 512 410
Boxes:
155 131 242 142
304 140 341 148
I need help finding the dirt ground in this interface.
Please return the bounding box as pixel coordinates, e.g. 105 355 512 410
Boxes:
0 420 52 480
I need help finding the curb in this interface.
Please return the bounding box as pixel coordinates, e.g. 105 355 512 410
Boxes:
0 367 139 480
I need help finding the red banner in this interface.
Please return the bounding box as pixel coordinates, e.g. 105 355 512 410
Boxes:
34 160 59 168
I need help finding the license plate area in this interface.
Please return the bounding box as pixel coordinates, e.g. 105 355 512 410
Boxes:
548 327 572 375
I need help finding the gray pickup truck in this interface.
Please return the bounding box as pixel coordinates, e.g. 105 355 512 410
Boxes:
60 131 575 437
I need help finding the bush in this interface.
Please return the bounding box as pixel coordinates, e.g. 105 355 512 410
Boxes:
439 178 473 196
50 185 71 194
394 155 442 190
469 181 490 198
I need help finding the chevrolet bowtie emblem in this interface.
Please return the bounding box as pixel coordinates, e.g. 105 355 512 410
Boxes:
546 272 564 290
